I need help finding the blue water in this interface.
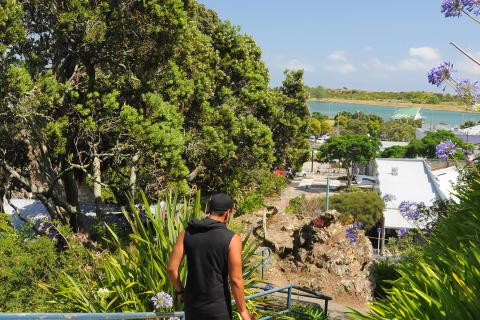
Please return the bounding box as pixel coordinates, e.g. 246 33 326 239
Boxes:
308 101 480 127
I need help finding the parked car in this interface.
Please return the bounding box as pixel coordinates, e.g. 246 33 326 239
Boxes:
296 170 307 177
308 135 316 143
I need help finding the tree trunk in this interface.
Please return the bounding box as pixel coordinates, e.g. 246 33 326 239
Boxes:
346 165 353 189
61 170 81 232
92 154 103 219
129 153 140 198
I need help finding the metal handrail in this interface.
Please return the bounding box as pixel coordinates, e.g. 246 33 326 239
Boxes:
0 312 185 319
0 284 332 320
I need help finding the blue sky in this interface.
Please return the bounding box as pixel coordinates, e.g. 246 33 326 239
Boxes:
197 0 480 92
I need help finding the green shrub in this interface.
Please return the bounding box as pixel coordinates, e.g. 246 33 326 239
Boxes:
349 169 480 319
236 192 265 216
281 304 328 319
285 194 307 214
286 191 384 229
0 214 93 312
372 259 400 299
50 192 260 312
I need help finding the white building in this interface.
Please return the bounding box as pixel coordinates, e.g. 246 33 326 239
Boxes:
374 159 459 254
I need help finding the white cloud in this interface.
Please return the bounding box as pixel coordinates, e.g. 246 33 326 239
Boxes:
324 63 357 74
328 50 347 62
284 58 314 71
361 58 397 72
398 58 429 71
362 57 430 73
409 47 441 61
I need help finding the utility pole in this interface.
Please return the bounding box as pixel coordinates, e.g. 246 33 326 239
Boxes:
311 146 314 173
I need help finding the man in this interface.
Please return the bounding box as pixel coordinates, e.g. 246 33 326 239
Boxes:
167 193 255 320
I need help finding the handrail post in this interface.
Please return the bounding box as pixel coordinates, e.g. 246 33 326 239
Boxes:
286 286 292 311
324 299 329 315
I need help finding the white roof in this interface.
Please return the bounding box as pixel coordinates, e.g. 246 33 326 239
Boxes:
376 159 441 229
3 198 50 229
380 141 409 151
431 166 460 201
384 208 415 229
459 124 480 135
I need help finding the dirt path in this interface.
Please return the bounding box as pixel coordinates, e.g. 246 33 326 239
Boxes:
247 163 370 319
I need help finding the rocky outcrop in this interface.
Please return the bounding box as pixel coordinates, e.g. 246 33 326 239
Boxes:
264 211 375 303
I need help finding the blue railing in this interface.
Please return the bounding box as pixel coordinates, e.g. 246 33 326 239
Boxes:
0 284 331 320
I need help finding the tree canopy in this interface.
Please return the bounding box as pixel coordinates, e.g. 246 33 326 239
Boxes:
0 0 310 229
317 134 380 188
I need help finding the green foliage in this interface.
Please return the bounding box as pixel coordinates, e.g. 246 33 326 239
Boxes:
282 304 328 319
334 111 384 138
312 112 329 122
51 192 203 312
50 192 260 312
317 134 380 188
306 85 328 99
372 259 400 299
236 192 265 216
286 194 307 214
381 118 420 141
0 0 310 229
380 145 407 158
0 214 93 312
286 191 384 229
460 120 479 128
405 129 466 158
380 129 472 159
312 88 463 105
349 166 480 319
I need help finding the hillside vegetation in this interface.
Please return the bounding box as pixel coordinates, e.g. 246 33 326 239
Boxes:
307 86 463 105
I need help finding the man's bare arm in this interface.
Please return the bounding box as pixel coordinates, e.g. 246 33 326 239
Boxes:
228 234 254 320
167 230 185 293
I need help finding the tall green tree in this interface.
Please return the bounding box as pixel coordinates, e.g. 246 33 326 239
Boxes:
317 134 380 188
0 0 311 229
272 70 311 169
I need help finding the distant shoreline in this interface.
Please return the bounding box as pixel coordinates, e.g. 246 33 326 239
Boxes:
308 98 479 114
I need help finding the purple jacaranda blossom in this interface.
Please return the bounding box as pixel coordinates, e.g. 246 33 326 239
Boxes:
382 193 396 203
398 201 420 221
396 227 409 238
441 0 480 17
436 140 457 159
456 79 480 109
151 291 173 309
428 62 454 87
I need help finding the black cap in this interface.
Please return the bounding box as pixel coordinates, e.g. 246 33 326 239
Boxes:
209 193 234 212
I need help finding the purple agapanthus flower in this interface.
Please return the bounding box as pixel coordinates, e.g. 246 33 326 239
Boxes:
435 140 457 159
456 79 480 109
382 193 396 203
151 291 173 309
398 201 419 221
427 62 454 87
346 226 356 245
396 227 409 238
353 221 364 229
345 221 365 245
441 0 480 17
462 0 480 15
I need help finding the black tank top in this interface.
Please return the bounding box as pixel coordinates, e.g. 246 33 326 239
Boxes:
183 217 235 320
